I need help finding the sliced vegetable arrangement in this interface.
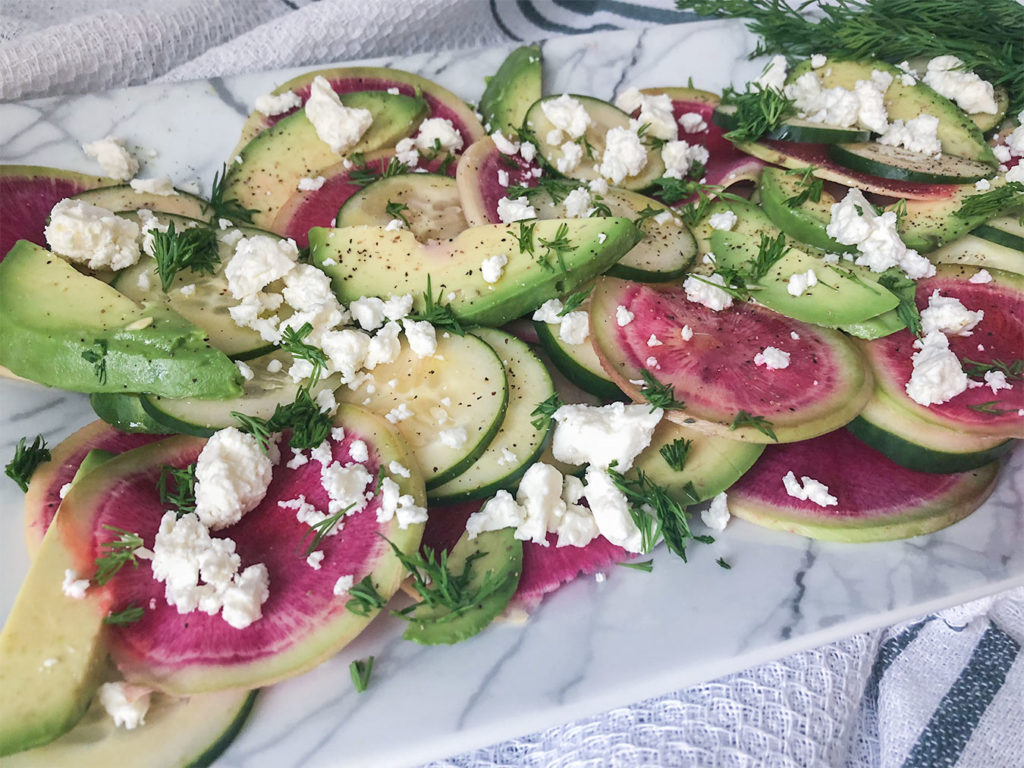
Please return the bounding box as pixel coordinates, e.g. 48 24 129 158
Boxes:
1 5 1023 763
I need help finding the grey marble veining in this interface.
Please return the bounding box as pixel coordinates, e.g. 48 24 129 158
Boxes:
1 20 1022 768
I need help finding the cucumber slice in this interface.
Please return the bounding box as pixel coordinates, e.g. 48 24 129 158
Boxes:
335 173 467 241
429 328 553 502
526 186 696 281
113 213 279 360
3 682 256 768
523 95 665 190
533 300 624 401
712 104 871 144
827 143 993 184
71 185 208 220
140 351 338 437
973 214 1024 252
337 333 509 489
929 233 1024 275
89 393 167 434
847 389 1013 474
631 419 764 503
402 528 522 645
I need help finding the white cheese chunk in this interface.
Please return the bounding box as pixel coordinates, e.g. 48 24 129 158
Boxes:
225 235 299 299
129 176 177 196
541 94 592 139
563 187 593 219
905 331 969 406
754 346 791 370
193 427 274 530
496 196 537 223
481 252 508 284
304 75 373 154
62 569 90 599
598 126 648 184
683 273 734 311
558 311 590 345
920 290 984 337
878 114 942 156
98 682 151 730
82 136 138 181
551 401 663 471
923 56 998 115
413 117 464 154
254 90 302 116
583 466 643 553
701 492 731 531
403 318 437 358
45 199 141 271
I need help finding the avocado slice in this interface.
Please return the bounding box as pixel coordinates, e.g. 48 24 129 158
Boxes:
479 45 542 137
403 528 522 645
0 241 243 399
0 455 112 756
710 230 899 326
223 90 430 229
310 217 644 327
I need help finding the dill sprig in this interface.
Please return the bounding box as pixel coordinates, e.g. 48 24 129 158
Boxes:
150 221 221 292
530 393 563 431
348 156 410 188
784 166 824 208
232 411 273 453
590 194 613 217
730 410 777 441
301 502 356 556
387 539 507 620
961 358 1023 380
638 369 686 412
516 221 536 255
716 557 732 570
507 176 581 205
407 275 465 336
81 339 108 385
537 222 572 274
104 603 145 625
617 559 654 572
608 468 699 561
677 0 1024 113
968 400 1015 415
633 204 667 229
659 438 693 472
5 435 50 492
557 286 593 316
234 388 333 454
748 232 790 281
93 526 145 586
954 182 1024 220
280 322 329 388
385 200 411 227
719 85 795 143
345 576 389 617
350 657 375 693
158 463 197 518
877 270 922 338
208 164 258 224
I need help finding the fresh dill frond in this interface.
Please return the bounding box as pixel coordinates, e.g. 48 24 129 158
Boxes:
94 526 145 586
104 603 145 625
954 182 1024 220
719 85 795 143
516 220 536 255
617 559 654 572
557 286 593 316
385 200 411 227
638 369 686 412
716 557 732 570
968 400 1015 415
5 435 50 492
348 157 410 188
279 322 329 388
232 411 274 454
783 166 824 208
150 221 221 292
81 339 108 385
350 656 375 693
507 176 581 205
208 164 258 223
877 269 922 338
659 438 693 472
589 194 613 217
530 392 563 431
633 204 666 229
730 410 777 441
268 388 334 451
608 467 696 561
961 358 1023 380
345 576 389 617
537 222 572 274
748 232 790 282
158 463 197 518
648 176 700 205
407 275 465 336
301 502 356 556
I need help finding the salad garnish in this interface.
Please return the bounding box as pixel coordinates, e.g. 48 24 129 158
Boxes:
608 468 702 560
5 434 50 492
150 222 220 292
406 275 464 335
349 656 375 693
617 559 654 573
638 369 686 412
302 502 357 556
783 166 824 208
348 156 411 188
659 437 693 472
81 339 109 385
158 463 198 518
557 285 593 316
384 199 411 228
104 603 145 625
345 576 389 617
954 182 1024 220
961 358 1023 380
280 322 329 387
529 392 562 431
93 526 146 586
877 270 923 338
536 221 572 274
719 85 795 143
208 163 258 223
730 410 778 441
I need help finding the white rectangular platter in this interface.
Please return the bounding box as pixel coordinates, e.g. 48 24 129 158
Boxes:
1 20 1022 768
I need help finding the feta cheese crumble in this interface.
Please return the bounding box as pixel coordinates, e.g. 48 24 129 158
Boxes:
558 311 590 345
333 575 354 596
678 111 707 133
540 94 592 140
683 273 734 311
920 290 984 337
598 126 648 184
905 331 969 406
701 492 731 531
922 56 998 115
782 471 838 507
496 196 537 223
129 176 177 196
413 117 465 154
787 269 818 297
480 252 509 284
45 199 141 271
551 401 663 471
754 346 791 370
615 87 677 140
708 211 738 231
756 55 788 92
82 136 138 180
98 682 151 730
297 175 326 192
304 75 373 154
878 114 942 156
62 569 90 599
616 305 634 326
563 187 593 218
193 427 274 530
254 90 302 116
969 269 993 284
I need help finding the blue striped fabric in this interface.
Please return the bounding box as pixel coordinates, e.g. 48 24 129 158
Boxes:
489 0 701 40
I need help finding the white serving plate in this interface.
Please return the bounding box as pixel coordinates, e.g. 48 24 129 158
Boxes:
1 20 1022 768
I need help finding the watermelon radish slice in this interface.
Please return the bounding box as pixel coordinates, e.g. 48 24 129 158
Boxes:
231 66 485 158
456 136 543 227
24 421 165 555
589 277 873 443
0 165 111 261
419 501 629 612
272 151 456 249
859 264 1024 439
733 140 961 200
727 428 1001 542
637 88 766 203
58 405 425 694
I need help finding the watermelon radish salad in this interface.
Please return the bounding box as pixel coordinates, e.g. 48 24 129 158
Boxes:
1 36 1023 765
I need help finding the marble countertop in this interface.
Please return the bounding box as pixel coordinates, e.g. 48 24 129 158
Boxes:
1 20 1022 768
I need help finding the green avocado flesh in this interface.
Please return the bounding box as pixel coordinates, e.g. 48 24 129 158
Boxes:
709 230 899 326
310 217 644 327
223 90 429 229
0 461 109 756
479 45 542 137
0 241 243 399
403 528 522 645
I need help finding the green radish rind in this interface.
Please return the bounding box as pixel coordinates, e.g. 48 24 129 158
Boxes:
71 185 209 221
589 276 874 443
402 528 522 645
337 334 509 489
826 143 994 184
712 104 872 144
523 94 666 191
428 328 553 502
59 404 426 694
335 172 467 241
630 420 764 503
847 387 1014 474
3 686 257 768
533 314 625 401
